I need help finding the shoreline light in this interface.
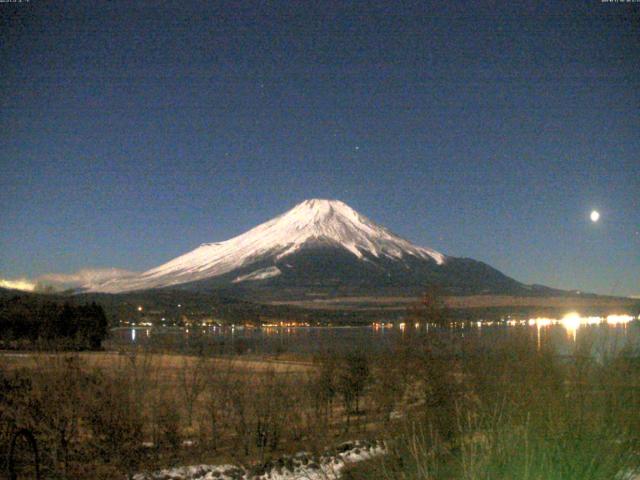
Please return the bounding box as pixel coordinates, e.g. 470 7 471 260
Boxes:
493 313 637 344
528 312 634 340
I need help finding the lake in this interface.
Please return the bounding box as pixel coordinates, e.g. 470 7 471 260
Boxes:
108 313 640 357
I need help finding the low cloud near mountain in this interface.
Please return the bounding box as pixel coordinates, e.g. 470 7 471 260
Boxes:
0 268 137 292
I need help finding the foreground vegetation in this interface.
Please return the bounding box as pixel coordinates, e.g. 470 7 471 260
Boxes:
1 322 639 478
346 333 640 480
1 349 377 478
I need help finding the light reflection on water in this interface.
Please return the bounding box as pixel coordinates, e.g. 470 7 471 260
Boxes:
111 313 640 355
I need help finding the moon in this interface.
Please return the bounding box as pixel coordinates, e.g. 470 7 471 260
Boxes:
590 210 600 222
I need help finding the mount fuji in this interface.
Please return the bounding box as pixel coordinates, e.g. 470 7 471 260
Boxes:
89 199 529 297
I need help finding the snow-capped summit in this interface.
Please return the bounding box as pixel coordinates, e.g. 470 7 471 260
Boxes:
90 199 446 293
237 198 445 264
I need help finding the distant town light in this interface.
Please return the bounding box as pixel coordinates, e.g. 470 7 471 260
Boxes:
606 314 634 325
137 306 143 312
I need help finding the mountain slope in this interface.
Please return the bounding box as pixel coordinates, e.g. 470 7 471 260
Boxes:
91 199 447 293
89 198 530 296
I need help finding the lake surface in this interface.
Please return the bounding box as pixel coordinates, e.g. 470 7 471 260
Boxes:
108 313 640 356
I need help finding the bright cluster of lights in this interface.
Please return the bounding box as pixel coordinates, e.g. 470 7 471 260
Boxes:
524 312 636 341
606 314 635 325
373 314 636 337
528 313 635 326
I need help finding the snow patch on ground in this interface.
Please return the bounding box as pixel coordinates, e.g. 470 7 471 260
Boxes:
133 440 385 480
618 470 640 480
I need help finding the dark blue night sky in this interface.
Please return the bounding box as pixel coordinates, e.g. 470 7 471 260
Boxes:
1 1 638 295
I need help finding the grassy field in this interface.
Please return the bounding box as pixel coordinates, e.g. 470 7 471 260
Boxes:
0 350 314 374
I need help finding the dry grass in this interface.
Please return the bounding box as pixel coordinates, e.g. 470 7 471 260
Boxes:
0 349 380 478
347 334 640 480
0 351 313 374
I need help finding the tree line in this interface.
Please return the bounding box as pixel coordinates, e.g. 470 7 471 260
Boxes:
0 296 108 350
